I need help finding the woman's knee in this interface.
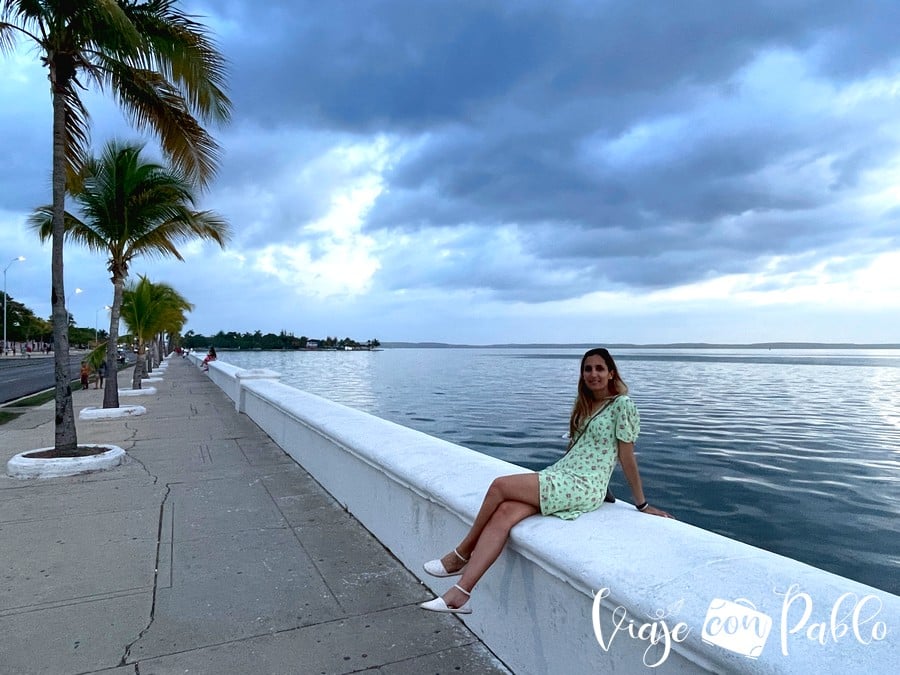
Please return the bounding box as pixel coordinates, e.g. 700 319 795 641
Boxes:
486 477 508 501
490 500 537 530
488 474 522 499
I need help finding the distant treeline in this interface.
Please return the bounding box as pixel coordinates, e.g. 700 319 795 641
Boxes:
181 330 380 351
381 341 900 349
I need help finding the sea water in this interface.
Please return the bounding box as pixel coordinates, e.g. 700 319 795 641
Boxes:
218 347 900 595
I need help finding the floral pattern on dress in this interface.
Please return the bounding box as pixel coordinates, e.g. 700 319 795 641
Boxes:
538 395 639 520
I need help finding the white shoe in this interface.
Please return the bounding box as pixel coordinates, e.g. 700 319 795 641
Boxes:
423 548 468 578
419 584 472 614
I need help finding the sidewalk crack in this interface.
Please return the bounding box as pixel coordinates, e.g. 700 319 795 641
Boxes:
119 481 172 666
125 449 158 484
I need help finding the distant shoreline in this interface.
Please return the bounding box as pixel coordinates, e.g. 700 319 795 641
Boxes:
380 342 900 349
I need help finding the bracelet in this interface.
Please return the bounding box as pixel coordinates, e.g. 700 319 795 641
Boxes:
635 501 649 511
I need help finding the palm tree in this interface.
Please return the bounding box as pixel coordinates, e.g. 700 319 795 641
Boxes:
120 276 192 390
1 1 230 451
30 140 230 409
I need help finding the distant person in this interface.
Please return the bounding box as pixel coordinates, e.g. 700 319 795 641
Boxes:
97 360 108 389
80 362 90 389
419 347 673 615
201 346 217 371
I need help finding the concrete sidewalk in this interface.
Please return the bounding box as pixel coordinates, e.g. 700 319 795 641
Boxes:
0 358 508 675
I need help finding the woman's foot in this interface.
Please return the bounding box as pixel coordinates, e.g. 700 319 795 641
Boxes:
423 548 468 577
419 584 472 614
442 583 471 609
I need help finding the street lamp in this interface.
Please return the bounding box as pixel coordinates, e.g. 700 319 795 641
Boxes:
2 256 26 356
95 305 111 344
66 287 83 325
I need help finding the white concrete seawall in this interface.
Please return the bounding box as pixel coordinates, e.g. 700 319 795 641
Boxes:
191 354 899 674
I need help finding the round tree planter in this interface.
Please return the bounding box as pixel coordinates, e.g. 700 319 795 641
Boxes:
7 444 126 479
79 405 147 419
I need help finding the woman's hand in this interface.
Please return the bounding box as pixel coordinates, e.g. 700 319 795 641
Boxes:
642 504 675 519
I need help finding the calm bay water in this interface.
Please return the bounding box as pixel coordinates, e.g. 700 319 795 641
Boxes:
219 347 900 595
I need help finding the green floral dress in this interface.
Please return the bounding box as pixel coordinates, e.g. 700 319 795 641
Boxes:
538 395 640 520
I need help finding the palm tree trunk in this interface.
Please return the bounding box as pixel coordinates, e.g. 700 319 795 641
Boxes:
146 337 155 373
103 275 125 407
51 86 77 450
132 342 145 389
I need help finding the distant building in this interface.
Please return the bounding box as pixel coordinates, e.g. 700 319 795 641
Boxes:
306 340 319 349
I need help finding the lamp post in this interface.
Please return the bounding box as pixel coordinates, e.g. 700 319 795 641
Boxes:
66 287 83 323
2 256 26 356
95 305 111 344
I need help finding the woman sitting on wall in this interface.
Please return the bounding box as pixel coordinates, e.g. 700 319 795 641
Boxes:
201 346 217 371
420 347 673 614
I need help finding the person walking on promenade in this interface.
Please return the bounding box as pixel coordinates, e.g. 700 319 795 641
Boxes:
97 360 108 389
420 347 673 614
80 361 91 390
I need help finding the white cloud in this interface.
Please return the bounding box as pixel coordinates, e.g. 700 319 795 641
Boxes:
249 137 395 297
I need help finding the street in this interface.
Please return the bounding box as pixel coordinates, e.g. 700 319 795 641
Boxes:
0 354 99 404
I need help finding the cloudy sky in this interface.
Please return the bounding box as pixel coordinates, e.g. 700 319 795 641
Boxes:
2 0 900 345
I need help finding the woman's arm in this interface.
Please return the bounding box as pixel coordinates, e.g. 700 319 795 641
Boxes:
617 440 674 519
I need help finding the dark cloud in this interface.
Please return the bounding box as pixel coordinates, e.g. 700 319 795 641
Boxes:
4 0 900 336
160 0 900 293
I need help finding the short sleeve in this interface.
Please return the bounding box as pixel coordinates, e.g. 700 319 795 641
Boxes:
613 396 640 443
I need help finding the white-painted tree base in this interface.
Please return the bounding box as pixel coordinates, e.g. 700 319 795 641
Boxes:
7 444 126 479
79 405 147 419
141 377 164 383
118 387 157 397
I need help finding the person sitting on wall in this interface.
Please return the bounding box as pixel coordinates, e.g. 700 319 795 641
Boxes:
201 346 217 371
419 347 673 615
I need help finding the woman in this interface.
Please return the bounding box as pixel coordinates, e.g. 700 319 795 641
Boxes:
420 347 672 614
201 346 217 371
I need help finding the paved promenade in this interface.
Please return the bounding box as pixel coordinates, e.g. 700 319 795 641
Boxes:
0 357 508 674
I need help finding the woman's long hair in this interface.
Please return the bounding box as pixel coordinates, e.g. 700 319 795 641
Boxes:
568 347 628 446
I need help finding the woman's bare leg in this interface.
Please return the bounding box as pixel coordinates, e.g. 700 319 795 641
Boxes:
434 473 541 573
441 499 539 608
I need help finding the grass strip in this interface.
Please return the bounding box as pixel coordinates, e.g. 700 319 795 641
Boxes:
0 411 21 425
5 378 86 409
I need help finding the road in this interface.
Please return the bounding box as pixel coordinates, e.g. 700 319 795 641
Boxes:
0 354 100 404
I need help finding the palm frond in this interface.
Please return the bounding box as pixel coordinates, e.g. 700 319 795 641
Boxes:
62 86 92 186
0 1 44 27
100 57 221 187
123 0 231 123
86 342 107 369
60 139 230 276
121 274 192 343
0 18 25 54
27 205 94 245
83 0 142 54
